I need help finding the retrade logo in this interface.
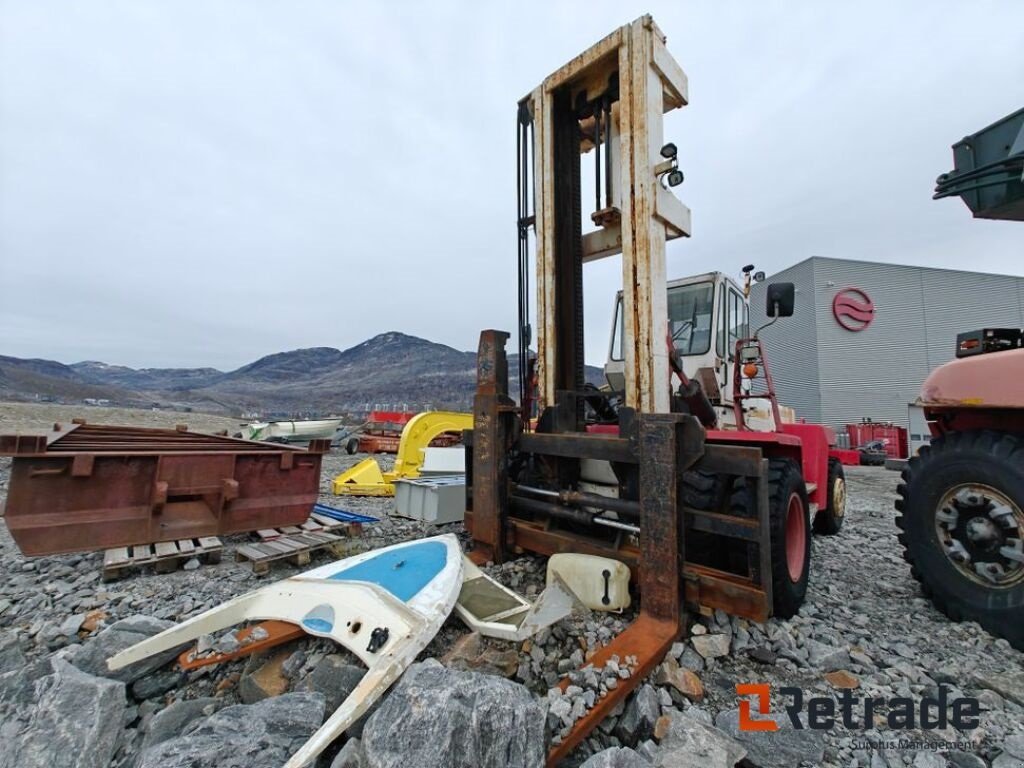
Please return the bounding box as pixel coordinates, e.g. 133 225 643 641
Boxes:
737 684 778 731
736 683 980 732
832 287 874 331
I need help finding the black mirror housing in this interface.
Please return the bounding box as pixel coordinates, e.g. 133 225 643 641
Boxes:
766 283 795 317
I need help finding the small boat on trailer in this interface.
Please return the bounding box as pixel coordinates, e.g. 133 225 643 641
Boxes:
242 418 344 443
107 534 463 768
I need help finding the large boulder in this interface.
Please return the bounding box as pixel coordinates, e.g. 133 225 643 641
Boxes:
69 615 182 684
580 747 653 767
361 659 546 768
0 634 27 675
138 696 219 753
0 657 52 711
297 654 365 713
714 708 824 768
136 692 326 768
614 685 661 744
331 738 368 768
0 658 126 768
653 710 746 768
975 671 1024 707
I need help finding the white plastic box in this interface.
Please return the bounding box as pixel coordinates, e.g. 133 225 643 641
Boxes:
419 447 466 477
393 475 466 524
547 553 631 612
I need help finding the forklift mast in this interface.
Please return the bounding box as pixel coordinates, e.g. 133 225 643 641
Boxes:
518 15 691 417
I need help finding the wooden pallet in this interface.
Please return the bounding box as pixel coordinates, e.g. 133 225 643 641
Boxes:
235 530 342 575
103 536 223 582
310 511 364 537
256 514 362 541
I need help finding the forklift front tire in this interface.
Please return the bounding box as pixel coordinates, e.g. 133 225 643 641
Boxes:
732 459 811 619
813 457 846 535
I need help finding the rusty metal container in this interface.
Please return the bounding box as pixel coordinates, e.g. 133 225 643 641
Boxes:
845 421 908 458
0 422 329 556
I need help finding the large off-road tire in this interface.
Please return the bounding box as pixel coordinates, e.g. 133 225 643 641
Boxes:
813 457 846 535
681 469 725 510
680 470 728 569
732 458 811 619
895 430 1024 650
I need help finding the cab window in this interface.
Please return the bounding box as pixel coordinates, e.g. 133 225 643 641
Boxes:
716 283 726 357
667 281 714 356
610 297 624 361
727 289 748 359
610 282 714 361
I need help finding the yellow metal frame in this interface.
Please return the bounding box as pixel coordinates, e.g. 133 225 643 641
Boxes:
331 411 473 496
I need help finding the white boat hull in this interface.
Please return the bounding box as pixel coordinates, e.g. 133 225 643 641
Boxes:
107 534 464 768
243 418 344 443
455 556 575 641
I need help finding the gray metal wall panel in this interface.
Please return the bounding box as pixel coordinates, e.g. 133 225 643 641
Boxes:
811 258 931 431
750 259 821 423
754 257 1024 434
919 270 1024 368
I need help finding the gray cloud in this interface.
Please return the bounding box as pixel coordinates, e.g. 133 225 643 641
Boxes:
1 0 1022 369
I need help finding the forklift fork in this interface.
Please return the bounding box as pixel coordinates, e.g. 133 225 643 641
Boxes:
546 414 695 765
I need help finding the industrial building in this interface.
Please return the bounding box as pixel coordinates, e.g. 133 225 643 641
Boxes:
750 256 1024 433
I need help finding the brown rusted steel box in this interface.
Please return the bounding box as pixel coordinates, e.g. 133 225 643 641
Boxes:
0 422 329 556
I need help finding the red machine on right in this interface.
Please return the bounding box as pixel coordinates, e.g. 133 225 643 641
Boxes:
896 106 1024 649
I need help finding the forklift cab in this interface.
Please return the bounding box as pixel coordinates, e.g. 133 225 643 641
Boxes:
605 270 749 417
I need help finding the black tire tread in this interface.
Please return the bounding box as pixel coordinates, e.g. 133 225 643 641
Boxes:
732 458 810 619
895 429 1024 650
681 469 722 511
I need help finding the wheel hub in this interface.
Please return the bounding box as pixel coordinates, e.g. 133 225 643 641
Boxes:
935 484 1024 587
832 476 846 519
965 516 1000 547
785 492 807 583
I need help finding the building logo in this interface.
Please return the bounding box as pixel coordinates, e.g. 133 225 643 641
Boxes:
832 287 875 331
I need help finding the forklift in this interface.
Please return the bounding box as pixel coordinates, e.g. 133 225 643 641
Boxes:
464 16 845 762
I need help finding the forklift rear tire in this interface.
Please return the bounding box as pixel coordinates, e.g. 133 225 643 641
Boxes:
895 430 1024 651
345 437 359 455
732 459 811 619
813 457 846 535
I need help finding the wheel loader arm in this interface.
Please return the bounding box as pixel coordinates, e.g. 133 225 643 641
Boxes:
385 411 474 481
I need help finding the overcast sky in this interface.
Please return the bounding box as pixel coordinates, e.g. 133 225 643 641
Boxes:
2 1 1022 370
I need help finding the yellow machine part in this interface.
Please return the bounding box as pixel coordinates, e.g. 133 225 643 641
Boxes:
331 457 392 496
331 411 473 497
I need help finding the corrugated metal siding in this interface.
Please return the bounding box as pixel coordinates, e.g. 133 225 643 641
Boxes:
750 259 821 423
919 269 1024 369
812 258 932 431
754 256 1024 433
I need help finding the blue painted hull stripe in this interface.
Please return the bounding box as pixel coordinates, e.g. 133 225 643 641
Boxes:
328 541 448 602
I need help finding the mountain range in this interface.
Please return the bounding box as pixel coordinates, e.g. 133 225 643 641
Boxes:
0 332 604 416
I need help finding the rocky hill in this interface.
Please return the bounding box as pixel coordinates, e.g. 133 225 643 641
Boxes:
70 361 223 391
0 333 604 416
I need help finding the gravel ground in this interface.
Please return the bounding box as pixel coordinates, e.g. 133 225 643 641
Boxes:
0 404 1021 768
0 402 243 435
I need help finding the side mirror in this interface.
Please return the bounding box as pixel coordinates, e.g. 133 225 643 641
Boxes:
766 283 795 317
